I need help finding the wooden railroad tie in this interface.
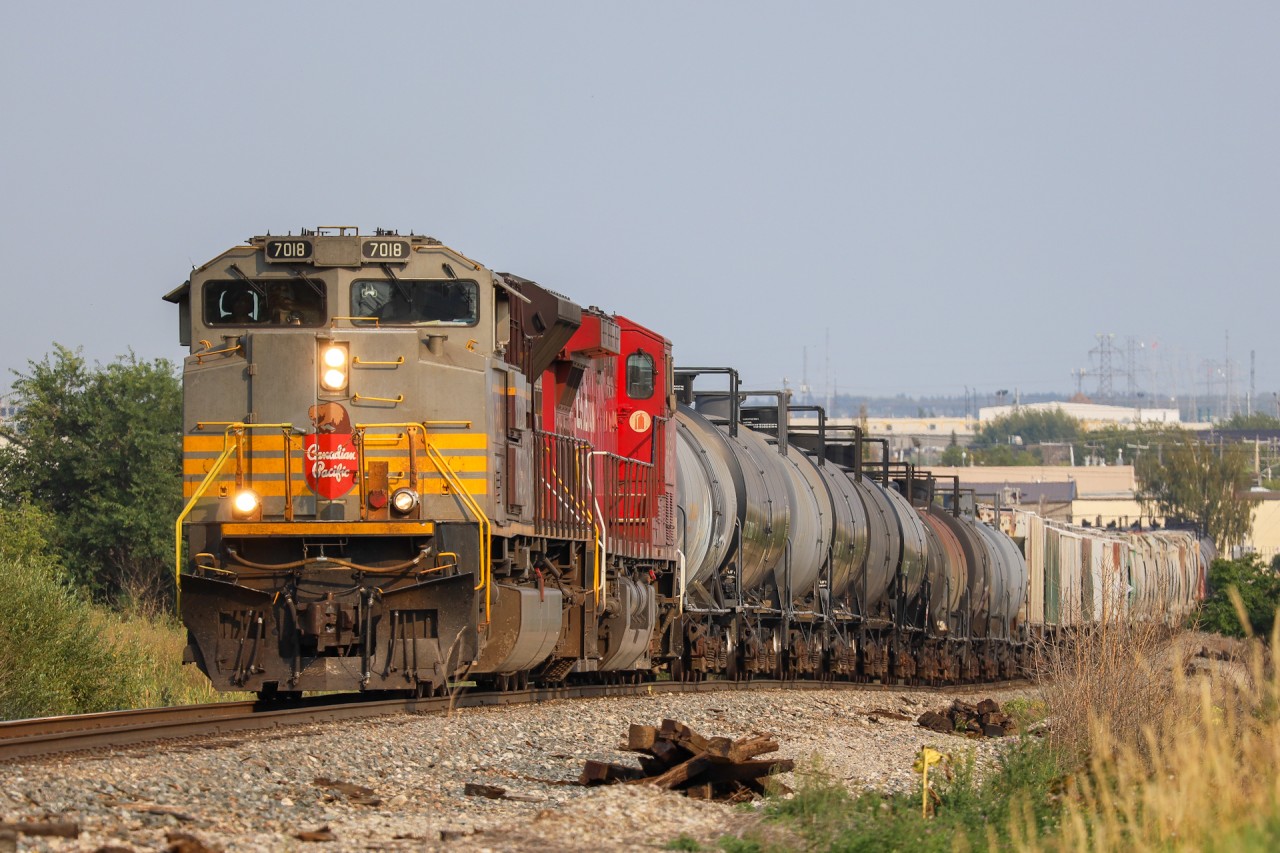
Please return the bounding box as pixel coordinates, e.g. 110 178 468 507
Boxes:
580 719 793 802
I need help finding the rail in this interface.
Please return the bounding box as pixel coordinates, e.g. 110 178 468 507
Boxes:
2 677 1016 761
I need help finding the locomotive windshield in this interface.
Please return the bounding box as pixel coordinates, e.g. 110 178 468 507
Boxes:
351 279 479 326
203 280 326 326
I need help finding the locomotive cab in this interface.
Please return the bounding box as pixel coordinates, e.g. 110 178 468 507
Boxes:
167 229 533 695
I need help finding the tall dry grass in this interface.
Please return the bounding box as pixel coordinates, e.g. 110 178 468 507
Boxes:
1032 619 1192 767
1019 596 1280 851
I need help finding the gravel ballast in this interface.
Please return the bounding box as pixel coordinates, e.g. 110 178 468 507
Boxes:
2 684 1034 851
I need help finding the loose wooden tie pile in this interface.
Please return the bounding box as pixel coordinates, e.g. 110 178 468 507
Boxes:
580 719 793 802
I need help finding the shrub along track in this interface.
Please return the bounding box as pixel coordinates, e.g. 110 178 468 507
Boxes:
0 676 1028 761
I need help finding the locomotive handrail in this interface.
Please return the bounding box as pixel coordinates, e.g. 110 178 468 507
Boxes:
587 451 611 612
174 441 237 611
357 421 492 622
175 422 303 608
423 440 492 624
352 393 405 404
331 315 381 328
194 421 304 433
352 355 405 366
192 340 243 364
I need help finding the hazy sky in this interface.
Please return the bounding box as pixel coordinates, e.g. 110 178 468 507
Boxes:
3 3 1277 405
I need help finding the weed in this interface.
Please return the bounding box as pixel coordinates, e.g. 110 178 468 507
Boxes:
664 833 702 851
1002 695 1049 732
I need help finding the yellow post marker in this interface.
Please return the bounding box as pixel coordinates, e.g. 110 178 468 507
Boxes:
913 746 945 818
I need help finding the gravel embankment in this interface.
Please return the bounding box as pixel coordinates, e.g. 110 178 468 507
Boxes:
2 684 1035 852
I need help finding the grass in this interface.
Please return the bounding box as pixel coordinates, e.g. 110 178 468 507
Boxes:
1032 619 1187 767
715 742 1067 852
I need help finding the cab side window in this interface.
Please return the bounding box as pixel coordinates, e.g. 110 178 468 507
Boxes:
626 351 655 399
204 283 263 325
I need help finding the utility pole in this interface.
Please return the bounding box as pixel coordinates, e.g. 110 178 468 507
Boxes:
1249 349 1255 417
823 328 831 417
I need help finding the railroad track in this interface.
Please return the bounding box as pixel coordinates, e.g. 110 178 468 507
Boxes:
0 677 1027 761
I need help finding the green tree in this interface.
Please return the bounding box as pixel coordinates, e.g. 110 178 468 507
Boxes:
975 409 1081 449
1136 436 1254 552
1195 554 1280 638
1219 412 1280 431
0 346 182 605
1076 424 1187 467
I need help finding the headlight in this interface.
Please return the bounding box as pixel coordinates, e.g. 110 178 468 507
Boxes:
390 488 419 515
319 343 348 392
321 368 346 390
232 489 261 518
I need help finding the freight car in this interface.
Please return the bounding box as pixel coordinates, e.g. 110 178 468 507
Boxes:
164 229 1189 699
1004 510 1209 635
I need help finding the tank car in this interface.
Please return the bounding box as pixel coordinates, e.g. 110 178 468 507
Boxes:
668 374 1029 684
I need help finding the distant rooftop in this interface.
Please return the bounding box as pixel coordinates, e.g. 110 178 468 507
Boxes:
978 400 1180 427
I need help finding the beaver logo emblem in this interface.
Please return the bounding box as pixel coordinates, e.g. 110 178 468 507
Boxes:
304 402 357 500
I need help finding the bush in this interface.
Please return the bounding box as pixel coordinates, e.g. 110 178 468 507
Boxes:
0 553 142 719
1197 555 1280 639
1055 626 1280 850
0 506 225 719
1033 620 1184 765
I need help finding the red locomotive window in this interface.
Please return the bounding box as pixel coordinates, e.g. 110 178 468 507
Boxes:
626 351 655 399
351 280 478 326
